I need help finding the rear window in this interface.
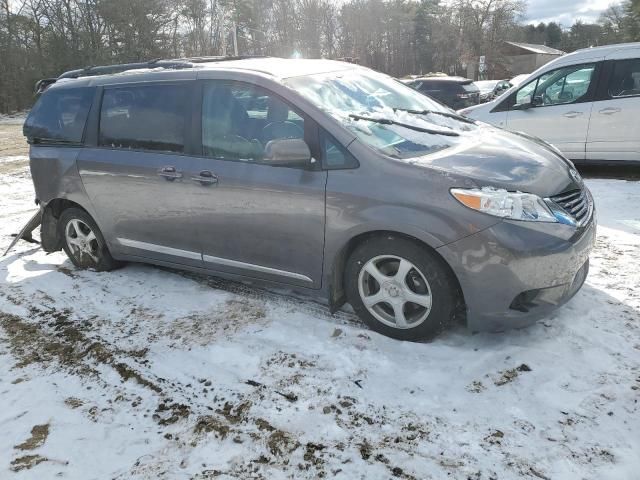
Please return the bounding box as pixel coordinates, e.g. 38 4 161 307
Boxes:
420 81 444 91
421 81 476 93
24 87 95 144
99 84 189 153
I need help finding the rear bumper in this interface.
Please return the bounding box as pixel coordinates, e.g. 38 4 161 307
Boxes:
437 207 596 332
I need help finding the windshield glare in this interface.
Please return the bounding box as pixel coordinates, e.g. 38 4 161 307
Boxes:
286 69 477 159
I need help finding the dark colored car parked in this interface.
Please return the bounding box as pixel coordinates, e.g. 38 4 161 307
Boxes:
405 76 481 109
22 57 595 341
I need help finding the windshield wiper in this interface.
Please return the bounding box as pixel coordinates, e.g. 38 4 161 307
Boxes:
348 114 460 137
393 107 477 125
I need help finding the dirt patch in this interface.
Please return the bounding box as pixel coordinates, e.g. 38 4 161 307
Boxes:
194 415 231 439
0 310 161 395
494 364 532 386
467 380 486 393
10 454 48 472
114 362 162 393
217 400 252 424
484 429 505 445
56 266 78 278
267 430 299 456
15 424 50 451
303 442 326 465
255 418 275 432
0 311 94 372
163 298 267 347
64 397 84 409
153 401 190 425
265 351 317 370
0 124 28 156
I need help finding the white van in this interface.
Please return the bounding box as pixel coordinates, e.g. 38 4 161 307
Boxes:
460 42 640 164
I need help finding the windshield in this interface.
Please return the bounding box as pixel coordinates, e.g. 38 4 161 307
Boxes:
474 80 498 93
285 69 477 159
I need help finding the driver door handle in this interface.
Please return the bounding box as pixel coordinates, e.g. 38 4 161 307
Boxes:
157 166 183 181
599 107 621 115
192 170 218 185
563 111 583 118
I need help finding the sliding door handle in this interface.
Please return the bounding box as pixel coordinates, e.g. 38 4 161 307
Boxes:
599 107 621 115
157 166 183 181
192 170 218 185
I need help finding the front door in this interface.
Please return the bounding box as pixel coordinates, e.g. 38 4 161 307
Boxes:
78 82 204 267
191 80 327 288
506 63 597 160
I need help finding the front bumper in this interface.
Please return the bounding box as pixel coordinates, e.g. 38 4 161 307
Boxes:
437 204 596 332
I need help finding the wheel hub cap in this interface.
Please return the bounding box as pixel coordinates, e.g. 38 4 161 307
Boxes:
386 283 400 298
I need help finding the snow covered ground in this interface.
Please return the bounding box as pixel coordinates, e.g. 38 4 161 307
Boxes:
0 112 28 125
0 156 639 480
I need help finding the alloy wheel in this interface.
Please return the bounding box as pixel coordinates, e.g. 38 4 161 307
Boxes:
65 218 100 267
357 255 432 329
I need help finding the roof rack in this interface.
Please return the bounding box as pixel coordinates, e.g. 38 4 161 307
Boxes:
172 55 268 64
57 58 193 80
35 55 270 94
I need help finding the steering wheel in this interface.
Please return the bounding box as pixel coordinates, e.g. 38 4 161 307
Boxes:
262 121 304 143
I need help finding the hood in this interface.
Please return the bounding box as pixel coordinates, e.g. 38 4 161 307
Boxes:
457 100 494 116
414 125 580 198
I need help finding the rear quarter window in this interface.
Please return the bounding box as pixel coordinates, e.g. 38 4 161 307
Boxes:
24 87 95 144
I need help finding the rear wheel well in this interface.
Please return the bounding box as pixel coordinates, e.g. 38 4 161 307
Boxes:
41 199 91 252
45 199 89 219
329 231 466 322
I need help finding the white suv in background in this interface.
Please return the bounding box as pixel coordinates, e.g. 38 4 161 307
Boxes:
460 42 640 164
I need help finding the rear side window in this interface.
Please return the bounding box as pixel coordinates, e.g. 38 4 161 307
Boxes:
608 59 640 98
99 84 189 153
24 87 94 144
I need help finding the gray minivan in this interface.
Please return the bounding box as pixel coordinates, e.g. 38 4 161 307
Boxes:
23 57 596 340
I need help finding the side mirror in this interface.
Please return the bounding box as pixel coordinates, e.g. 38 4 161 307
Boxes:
263 138 314 168
532 95 544 106
513 94 532 110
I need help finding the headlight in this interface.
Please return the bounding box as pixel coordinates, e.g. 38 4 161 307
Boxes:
451 187 557 222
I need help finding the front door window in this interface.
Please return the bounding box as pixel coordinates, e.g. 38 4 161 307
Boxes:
202 82 305 164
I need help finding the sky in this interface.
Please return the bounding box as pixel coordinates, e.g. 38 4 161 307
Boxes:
524 0 622 26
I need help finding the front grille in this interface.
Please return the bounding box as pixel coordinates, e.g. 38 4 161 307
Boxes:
550 188 590 225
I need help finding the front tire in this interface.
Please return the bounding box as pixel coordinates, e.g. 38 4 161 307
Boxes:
345 236 457 341
58 208 118 271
